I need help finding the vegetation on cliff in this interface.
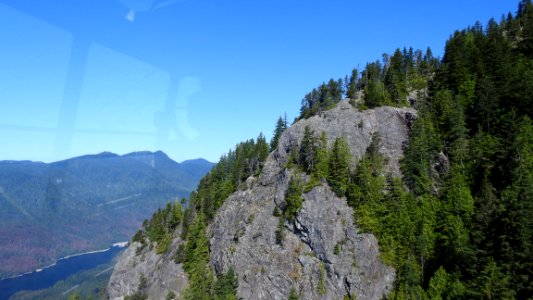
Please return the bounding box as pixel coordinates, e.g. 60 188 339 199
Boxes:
132 134 270 299
290 2 533 298
129 1 533 299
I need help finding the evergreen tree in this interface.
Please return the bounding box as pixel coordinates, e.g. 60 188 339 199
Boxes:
313 132 329 180
299 78 345 118
401 107 440 196
181 215 214 300
469 259 514 299
171 202 183 228
183 214 209 274
364 80 389 108
347 150 384 209
214 267 239 300
284 176 303 221
346 68 358 100
256 132 270 172
299 125 316 173
497 116 533 298
384 48 408 105
271 116 287 150
328 138 351 196
288 288 299 300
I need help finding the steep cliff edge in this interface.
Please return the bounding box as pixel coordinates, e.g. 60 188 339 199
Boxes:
108 101 415 299
108 239 188 300
210 101 414 299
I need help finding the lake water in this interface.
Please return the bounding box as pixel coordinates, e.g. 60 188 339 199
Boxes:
0 245 124 300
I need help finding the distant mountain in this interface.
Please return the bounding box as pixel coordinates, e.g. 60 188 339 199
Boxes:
178 158 217 180
0 152 214 278
122 152 214 191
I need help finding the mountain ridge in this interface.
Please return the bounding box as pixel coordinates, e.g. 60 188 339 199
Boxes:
108 102 412 299
0 151 214 278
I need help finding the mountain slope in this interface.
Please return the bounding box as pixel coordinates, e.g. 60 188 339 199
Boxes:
0 152 213 278
209 103 411 299
108 102 413 299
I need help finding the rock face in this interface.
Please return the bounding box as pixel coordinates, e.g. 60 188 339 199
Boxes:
277 101 415 176
108 241 188 300
210 101 414 300
109 101 415 300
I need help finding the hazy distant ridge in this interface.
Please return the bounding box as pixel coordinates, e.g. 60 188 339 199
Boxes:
0 151 214 278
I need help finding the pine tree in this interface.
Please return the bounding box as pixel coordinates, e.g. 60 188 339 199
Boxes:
346 68 358 99
183 213 209 273
299 126 316 173
384 48 408 105
328 137 351 196
256 132 270 172
284 176 303 221
170 202 183 230
182 214 214 300
401 107 440 196
271 116 287 150
214 267 239 300
288 288 299 300
347 155 384 209
469 259 514 300
313 132 329 180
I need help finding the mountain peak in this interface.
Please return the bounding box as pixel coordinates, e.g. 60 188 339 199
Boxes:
180 157 213 165
108 104 411 300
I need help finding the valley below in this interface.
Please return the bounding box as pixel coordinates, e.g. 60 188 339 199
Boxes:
0 243 125 300
0 151 213 279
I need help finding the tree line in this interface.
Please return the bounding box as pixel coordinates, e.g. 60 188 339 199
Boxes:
298 46 438 119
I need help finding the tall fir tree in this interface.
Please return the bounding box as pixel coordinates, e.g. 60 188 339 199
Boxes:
271 116 287 150
299 125 316 173
327 137 351 196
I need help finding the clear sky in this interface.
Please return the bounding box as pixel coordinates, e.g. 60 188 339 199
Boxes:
0 0 519 163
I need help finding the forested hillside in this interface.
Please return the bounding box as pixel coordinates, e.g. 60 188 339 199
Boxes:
348 1 533 298
123 135 270 300
0 151 213 279
115 1 532 299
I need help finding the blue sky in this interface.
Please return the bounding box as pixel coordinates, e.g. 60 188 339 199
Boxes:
0 0 518 163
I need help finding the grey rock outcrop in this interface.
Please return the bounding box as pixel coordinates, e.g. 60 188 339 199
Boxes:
107 240 188 300
277 101 415 176
210 101 415 299
108 101 415 300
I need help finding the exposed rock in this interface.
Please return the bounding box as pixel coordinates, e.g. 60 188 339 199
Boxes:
276 101 416 176
408 88 428 109
210 101 414 299
107 240 188 300
109 101 415 300
434 151 450 175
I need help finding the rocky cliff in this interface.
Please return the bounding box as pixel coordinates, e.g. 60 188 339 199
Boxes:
108 101 415 299
108 240 188 300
